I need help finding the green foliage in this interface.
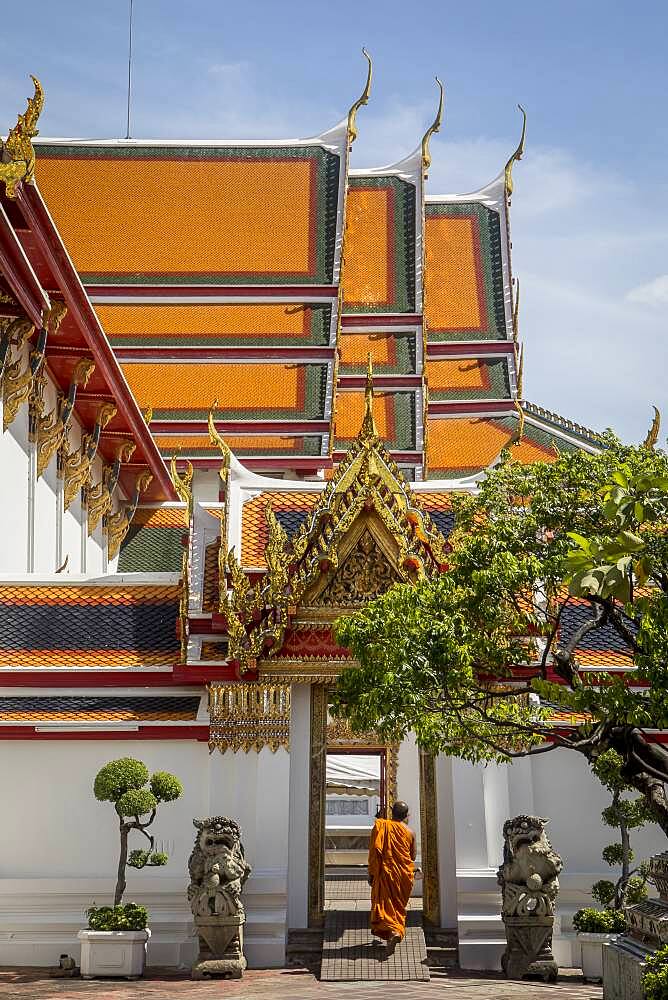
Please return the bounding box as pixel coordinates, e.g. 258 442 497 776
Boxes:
94 759 149 803
591 880 616 906
115 788 157 818
332 442 668 826
573 907 626 934
626 875 649 905
127 849 169 869
150 772 183 803
642 944 668 1000
601 844 629 867
86 902 148 931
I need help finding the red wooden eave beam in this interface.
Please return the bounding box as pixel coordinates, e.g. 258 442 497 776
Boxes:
0 200 49 327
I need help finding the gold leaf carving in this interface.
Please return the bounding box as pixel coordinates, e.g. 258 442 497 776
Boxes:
0 75 44 198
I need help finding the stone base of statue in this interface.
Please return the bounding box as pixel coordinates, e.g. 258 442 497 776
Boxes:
192 914 247 980
602 853 668 1000
501 915 558 982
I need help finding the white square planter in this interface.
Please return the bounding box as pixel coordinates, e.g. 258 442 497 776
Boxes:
78 928 151 979
578 931 618 982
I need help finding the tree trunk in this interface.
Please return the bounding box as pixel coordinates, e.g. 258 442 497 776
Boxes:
617 808 631 909
630 773 668 840
115 819 129 906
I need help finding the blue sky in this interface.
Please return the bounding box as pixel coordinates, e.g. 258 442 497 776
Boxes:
2 0 667 443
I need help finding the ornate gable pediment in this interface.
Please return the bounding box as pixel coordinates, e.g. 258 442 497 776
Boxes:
215 361 450 673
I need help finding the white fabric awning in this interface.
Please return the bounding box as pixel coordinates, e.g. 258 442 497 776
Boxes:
326 754 381 797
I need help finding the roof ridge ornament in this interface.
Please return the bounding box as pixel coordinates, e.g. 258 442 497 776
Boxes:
347 47 372 148
642 406 661 450
504 104 527 198
361 352 378 440
421 77 444 180
0 75 44 198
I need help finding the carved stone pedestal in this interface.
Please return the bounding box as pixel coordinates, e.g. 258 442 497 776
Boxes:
502 916 558 982
603 852 668 1000
192 914 246 980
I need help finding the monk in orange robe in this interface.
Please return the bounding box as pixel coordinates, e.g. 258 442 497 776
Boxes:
367 800 420 955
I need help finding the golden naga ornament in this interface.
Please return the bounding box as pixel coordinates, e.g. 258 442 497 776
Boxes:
62 402 117 509
1 317 37 431
0 76 44 198
105 469 153 560
87 440 136 536
36 357 95 478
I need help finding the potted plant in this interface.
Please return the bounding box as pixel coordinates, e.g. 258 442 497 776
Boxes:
78 758 183 979
573 749 650 983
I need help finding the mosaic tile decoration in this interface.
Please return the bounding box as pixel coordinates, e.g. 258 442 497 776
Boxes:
425 202 506 341
120 361 329 422
118 507 186 573
98 302 333 348
152 434 324 459
0 695 200 722
36 145 340 285
343 176 416 313
0 584 180 668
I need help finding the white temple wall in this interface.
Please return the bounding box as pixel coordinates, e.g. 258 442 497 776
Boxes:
453 748 666 972
397 732 421 856
0 738 292 969
0 366 110 576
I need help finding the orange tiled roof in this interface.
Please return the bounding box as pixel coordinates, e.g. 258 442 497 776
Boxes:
154 435 306 453
344 186 391 307
425 217 482 332
241 491 319 567
131 506 187 528
37 154 318 280
121 362 308 415
427 359 491 392
0 584 179 606
0 695 200 722
335 392 395 441
95 303 332 347
426 417 557 477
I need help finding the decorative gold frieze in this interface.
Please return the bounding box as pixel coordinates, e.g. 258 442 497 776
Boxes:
208 682 291 753
419 750 441 927
0 75 44 198
308 685 328 928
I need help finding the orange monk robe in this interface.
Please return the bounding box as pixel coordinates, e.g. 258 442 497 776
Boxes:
368 818 415 941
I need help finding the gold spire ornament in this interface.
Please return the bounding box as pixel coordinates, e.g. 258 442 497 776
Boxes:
347 47 372 147
642 406 661 450
421 77 445 179
0 76 44 198
515 343 524 400
512 277 520 343
361 353 378 440
504 104 527 197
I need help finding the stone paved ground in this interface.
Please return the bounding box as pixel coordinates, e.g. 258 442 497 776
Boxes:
0 968 603 1000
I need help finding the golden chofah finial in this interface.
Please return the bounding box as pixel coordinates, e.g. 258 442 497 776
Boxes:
512 276 520 343
208 399 232 477
421 76 445 179
504 104 527 198
361 352 378 439
642 405 661 450
515 343 524 400
347 47 373 147
1 75 44 198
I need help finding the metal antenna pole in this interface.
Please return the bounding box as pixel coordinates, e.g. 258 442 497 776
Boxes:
125 0 134 139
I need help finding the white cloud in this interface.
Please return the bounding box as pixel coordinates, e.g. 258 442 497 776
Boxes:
626 274 668 306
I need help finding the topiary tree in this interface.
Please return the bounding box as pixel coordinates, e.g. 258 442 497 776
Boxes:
589 749 650 912
93 758 183 905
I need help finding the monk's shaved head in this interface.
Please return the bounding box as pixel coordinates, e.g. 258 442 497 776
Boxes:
391 800 409 821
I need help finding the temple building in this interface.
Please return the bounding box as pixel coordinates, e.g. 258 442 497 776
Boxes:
0 67 658 972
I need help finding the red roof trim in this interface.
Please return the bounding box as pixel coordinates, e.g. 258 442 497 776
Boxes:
0 201 49 326
113 346 334 362
428 400 517 415
427 341 516 357
14 183 176 501
86 285 338 300
0 724 210 741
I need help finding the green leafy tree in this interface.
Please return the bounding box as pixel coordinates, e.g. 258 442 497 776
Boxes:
332 439 668 835
94 758 183 905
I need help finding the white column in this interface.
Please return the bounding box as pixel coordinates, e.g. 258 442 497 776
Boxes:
507 757 535 820
482 763 511 869
287 684 311 929
435 755 458 927
27 441 36 572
